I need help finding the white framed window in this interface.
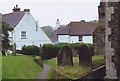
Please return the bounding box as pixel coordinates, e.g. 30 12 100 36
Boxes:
21 31 27 39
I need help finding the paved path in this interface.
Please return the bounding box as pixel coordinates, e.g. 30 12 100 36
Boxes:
37 64 50 79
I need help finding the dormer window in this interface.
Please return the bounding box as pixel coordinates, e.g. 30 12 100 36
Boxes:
21 31 27 39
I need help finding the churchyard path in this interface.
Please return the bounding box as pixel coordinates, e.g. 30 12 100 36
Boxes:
37 64 51 79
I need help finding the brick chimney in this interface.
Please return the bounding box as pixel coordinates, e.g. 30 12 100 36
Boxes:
24 9 30 12
12 5 21 12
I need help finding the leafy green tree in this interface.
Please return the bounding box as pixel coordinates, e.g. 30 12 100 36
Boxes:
80 20 86 22
41 26 54 38
1 21 12 55
89 20 98 22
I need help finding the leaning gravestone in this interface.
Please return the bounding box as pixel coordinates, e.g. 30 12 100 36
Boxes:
57 45 73 66
12 43 16 56
79 44 92 67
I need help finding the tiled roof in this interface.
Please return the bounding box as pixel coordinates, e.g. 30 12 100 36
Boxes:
53 27 65 36
50 27 65 42
2 11 25 28
57 22 97 36
50 22 97 43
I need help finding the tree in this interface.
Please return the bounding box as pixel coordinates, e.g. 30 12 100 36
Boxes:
89 20 98 22
41 26 54 38
80 20 86 22
1 21 12 55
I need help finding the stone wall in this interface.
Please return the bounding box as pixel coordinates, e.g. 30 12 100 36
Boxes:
105 1 120 79
93 2 105 55
94 0 120 79
73 65 106 79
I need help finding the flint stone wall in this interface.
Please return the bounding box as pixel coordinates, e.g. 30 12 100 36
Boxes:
105 1 120 79
93 2 105 55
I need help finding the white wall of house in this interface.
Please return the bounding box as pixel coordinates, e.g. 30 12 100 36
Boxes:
58 35 70 43
70 36 79 43
58 35 93 44
82 36 93 44
11 12 52 50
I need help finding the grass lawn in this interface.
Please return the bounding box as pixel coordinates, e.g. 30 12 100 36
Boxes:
43 58 57 67
43 55 105 79
92 55 105 68
2 54 42 79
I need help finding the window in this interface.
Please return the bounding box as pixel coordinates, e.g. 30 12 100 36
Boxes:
36 25 38 31
36 21 38 31
21 31 27 39
79 36 82 41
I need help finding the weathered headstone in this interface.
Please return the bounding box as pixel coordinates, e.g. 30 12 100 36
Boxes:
57 45 73 66
79 44 92 67
12 43 16 56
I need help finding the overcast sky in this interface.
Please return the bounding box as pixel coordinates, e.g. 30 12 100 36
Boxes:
1 0 100 27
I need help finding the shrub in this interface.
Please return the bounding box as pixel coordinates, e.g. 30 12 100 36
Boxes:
57 43 84 51
42 44 63 60
70 43 84 50
34 56 43 68
42 43 94 60
22 45 40 56
86 43 94 55
9 45 13 50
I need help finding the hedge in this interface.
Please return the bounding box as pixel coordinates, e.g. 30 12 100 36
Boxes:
22 45 40 56
42 43 94 60
20 43 94 59
42 44 63 60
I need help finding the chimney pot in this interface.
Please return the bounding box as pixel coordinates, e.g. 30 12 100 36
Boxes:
24 9 30 12
12 5 21 12
16 5 18 8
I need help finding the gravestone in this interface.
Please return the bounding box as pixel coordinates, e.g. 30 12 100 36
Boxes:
12 43 16 56
57 45 73 66
104 0 120 79
79 44 92 67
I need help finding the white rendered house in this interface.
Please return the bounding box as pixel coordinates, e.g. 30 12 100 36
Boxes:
2 5 52 50
51 22 97 44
